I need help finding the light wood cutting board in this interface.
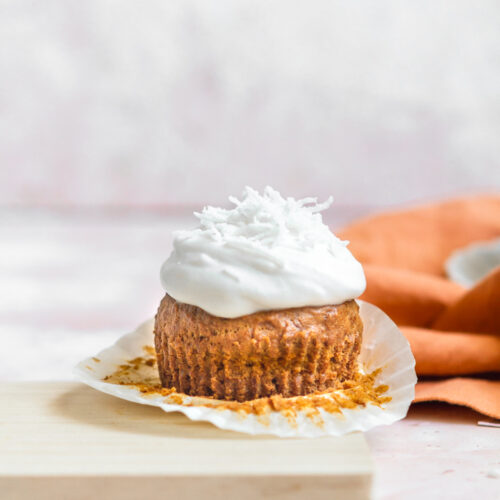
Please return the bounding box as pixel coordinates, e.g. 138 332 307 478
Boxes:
0 382 373 499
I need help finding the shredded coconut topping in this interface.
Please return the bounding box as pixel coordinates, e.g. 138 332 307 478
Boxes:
181 186 347 252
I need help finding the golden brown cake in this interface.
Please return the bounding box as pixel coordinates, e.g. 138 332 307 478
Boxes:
154 293 363 402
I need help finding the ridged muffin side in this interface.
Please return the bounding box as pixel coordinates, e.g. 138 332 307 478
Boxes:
154 294 363 402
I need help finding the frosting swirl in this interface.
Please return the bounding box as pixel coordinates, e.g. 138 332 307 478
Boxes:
161 186 366 318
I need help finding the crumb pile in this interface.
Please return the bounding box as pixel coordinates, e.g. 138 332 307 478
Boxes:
102 346 391 428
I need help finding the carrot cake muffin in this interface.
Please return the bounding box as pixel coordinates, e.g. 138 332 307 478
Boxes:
154 187 366 402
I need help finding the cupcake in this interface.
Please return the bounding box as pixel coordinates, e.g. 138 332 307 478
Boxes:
154 187 366 402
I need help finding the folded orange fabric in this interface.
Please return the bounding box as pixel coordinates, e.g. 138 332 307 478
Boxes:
339 195 500 419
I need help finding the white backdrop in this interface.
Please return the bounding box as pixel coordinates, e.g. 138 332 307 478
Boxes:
1 0 499 207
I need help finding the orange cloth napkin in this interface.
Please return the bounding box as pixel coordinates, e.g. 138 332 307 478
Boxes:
339 195 500 419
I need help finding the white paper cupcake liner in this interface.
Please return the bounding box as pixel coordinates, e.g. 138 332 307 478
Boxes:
74 300 416 438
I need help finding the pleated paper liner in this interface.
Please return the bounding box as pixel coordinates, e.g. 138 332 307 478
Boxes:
74 301 416 438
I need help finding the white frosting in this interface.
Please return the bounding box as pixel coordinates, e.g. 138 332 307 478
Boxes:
160 187 366 318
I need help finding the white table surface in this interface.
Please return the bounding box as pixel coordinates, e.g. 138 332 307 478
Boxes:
1 208 499 500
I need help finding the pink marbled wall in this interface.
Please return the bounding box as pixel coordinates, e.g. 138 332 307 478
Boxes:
1 1 499 208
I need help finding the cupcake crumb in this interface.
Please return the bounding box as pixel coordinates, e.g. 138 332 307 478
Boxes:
102 346 391 428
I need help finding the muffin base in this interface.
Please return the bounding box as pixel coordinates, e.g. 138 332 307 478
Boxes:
154 294 363 402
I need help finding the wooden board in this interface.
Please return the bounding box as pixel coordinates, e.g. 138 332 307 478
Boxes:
0 382 372 499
